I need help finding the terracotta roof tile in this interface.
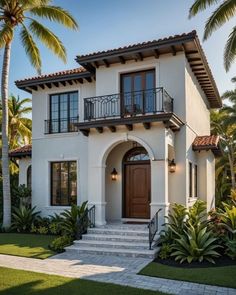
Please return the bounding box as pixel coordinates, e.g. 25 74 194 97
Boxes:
78 31 197 59
15 67 87 84
192 135 219 150
9 144 32 157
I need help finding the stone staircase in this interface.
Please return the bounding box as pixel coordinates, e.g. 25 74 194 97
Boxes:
65 223 159 259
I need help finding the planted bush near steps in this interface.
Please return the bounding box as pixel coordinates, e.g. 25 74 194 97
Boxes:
59 201 88 238
49 236 73 253
159 200 221 264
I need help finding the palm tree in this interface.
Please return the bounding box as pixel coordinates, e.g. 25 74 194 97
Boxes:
189 0 236 71
8 95 32 148
0 0 78 228
211 108 236 189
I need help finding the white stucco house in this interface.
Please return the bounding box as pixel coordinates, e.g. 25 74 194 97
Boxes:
10 31 221 257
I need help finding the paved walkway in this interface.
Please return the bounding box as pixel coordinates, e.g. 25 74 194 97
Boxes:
0 253 235 295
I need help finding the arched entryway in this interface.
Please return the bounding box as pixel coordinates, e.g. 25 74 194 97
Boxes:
123 147 150 219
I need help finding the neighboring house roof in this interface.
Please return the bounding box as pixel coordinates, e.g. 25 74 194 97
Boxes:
9 144 32 158
15 67 93 93
192 135 221 156
15 30 221 108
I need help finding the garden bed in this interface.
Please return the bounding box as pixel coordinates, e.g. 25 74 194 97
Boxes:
154 255 236 268
0 233 57 259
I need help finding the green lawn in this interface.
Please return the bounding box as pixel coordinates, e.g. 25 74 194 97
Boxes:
0 233 56 259
139 262 236 289
0 267 165 295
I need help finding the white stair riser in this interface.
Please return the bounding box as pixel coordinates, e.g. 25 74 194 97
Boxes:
74 241 149 250
66 247 156 259
82 235 148 243
87 229 149 237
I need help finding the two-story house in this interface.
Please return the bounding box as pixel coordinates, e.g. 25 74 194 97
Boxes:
11 31 221 257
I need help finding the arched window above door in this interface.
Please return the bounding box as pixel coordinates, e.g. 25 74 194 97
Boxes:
123 147 150 162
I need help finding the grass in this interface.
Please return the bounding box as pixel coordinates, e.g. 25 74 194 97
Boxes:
139 262 236 289
0 267 166 295
0 233 56 259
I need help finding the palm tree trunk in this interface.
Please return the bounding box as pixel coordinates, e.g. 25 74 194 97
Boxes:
1 42 12 228
228 147 236 189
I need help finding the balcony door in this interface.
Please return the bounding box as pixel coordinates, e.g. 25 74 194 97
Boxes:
121 69 155 116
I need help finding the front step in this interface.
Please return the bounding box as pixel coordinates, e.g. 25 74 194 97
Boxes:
65 224 159 259
87 228 149 237
66 245 158 259
74 239 148 250
83 234 148 243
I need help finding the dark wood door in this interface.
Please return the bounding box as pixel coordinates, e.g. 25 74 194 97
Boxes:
125 163 150 218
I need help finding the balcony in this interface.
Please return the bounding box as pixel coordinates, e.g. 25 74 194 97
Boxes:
45 117 79 134
84 87 173 121
75 87 183 136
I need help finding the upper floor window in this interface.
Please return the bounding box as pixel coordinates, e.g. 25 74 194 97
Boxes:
47 91 78 134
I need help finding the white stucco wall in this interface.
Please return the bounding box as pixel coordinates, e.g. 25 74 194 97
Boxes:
31 82 93 216
28 51 216 221
18 157 31 186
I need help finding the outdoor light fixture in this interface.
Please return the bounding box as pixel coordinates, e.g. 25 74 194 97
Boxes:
169 159 176 173
111 168 118 181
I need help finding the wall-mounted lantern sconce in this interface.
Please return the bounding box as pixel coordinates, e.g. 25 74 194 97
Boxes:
169 159 176 173
111 168 118 181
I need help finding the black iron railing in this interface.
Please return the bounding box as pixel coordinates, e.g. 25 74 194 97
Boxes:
148 209 162 250
44 117 79 134
84 87 173 121
76 205 95 239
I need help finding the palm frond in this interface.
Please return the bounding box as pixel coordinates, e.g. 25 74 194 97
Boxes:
224 26 236 72
189 0 220 18
203 0 236 40
29 5 78 30
0 24 14 48
20 0 52 9
20 24 41 73
29 19 66 63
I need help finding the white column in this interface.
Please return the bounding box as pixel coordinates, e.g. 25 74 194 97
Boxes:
198 151 215 211
150 159 169 227
88 165 107 226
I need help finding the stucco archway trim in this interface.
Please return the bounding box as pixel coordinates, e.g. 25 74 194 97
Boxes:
100 133 155 166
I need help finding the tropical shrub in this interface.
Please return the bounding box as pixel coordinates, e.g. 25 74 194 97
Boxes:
224 237 236 260
60 202 88 238
158 243 172 260
11 206 40 232
49 236 73 253
170 223 221 264
159 200 222 264
12 184 31 208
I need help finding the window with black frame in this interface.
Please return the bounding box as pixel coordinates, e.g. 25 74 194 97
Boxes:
189 162 193 198
49 92 78 133
51 161 77 206
194 164 198 198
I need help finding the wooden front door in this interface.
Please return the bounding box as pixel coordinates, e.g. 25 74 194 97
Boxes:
124 163 150 219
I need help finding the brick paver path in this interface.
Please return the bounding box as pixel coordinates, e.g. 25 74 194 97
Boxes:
0 253 235 295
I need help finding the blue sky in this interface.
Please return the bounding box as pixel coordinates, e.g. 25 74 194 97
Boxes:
2 0 236 98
